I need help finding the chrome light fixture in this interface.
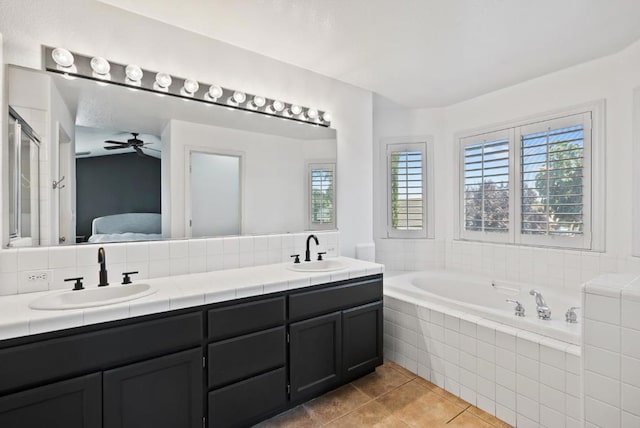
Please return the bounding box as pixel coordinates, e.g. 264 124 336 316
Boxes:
206 85 223 101
125 64 143 85
266 100 285 114
307 108 319 120
90 57 111 78
51 48 75 68
154 72 172 91
228 91 247 106
248 95 266 109
182 79 200 96
44 47 332 128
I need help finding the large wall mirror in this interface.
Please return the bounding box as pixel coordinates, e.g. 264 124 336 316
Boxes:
5 65 337 247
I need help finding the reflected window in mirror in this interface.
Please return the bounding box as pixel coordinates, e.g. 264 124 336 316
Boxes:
8 109 41 247
307 162 336 230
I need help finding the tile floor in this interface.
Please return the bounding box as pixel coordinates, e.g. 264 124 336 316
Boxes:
255 361 512 427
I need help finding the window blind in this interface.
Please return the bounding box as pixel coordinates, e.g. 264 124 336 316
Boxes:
390 150 424 230
463 139 510 233
520 124 584 236
310 166 334 226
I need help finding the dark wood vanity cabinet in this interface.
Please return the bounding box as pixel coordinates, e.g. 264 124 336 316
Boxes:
0 273 383 428
0 373 102 428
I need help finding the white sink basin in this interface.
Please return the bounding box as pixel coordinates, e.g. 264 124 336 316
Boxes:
287 259 346 273
29 283 156 310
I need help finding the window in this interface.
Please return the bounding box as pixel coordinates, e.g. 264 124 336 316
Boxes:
459 107 601 250
385 141 433 238
307 162 336 230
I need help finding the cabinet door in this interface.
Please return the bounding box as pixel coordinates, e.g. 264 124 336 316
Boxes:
104 348 203 428
0 373 101 428
342 301 383 381
289 311 342 402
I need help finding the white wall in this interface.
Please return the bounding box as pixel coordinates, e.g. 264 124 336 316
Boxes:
374 39 640 291
0 0 373 257
163 119 336 238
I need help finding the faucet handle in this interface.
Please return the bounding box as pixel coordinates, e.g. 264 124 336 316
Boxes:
565 306 580 323
317 252 327 261
65 277 84 291
506 299 525 317
290 254 300 264
122 271 139 285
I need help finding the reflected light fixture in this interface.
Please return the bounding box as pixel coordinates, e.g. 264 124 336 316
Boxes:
182 79 199 96
322 112 332 123
90 57 111 78
125 64 143 85
52 48 75 72
154 72 172 91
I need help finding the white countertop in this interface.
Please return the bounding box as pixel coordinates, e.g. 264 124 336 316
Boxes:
0 257 384 342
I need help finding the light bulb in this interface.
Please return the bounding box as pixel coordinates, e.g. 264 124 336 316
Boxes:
90 57 110 75
290 105 302 115
155 72 172 89
183 79 199 95
52 48 74 68
208 85 223 100
252 95 266 108
307 108 319 119
272 100 285 112
125 64 143 83
232 91 246 104
322 112 332 122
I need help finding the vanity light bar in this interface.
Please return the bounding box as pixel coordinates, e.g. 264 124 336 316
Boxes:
43 46 332 127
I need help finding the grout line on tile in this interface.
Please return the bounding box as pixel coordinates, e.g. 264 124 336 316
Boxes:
444 405 471 424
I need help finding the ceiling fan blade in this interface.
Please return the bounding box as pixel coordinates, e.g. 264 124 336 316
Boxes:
134 146 147 157
104 140 129 145
104 146 127 150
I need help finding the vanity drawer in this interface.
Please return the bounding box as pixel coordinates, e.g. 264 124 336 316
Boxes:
207 296 285 341
0 312 203 395
289 276 383 321
208 326 286 388
208 367 287 428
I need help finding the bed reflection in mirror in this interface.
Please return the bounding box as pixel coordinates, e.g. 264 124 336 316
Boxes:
5 65 337 247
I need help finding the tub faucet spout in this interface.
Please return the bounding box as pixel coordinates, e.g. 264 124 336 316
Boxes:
529 289 550 320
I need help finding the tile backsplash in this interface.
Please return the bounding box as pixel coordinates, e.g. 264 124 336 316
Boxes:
376 238 640 293
0 231 340 296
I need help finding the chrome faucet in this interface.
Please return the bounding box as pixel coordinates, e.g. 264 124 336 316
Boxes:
506 299 525 317
529 289 550 320
565 307 580 323
98 247 109 287
305 234 319 262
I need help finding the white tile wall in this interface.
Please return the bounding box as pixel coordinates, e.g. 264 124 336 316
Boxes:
0 231 340 296
384 295 580 427
378 237 640 293
582 273 640 428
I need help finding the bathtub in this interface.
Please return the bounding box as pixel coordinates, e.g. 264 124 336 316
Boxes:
384 270 581 346
382 269 583 426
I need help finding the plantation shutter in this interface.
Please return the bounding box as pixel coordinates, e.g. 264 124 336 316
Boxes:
462 133 511 239
518 113 590 244
308 163 335 230
387 143 427 237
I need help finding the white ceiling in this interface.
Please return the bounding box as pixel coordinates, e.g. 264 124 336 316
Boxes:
99 0 640 108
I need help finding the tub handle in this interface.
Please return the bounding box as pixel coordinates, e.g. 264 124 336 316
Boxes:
565 306 580 323
506 299 525 317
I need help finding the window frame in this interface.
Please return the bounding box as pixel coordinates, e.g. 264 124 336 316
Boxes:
384 138 434 239
306 161 337 231
456 101 605 251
